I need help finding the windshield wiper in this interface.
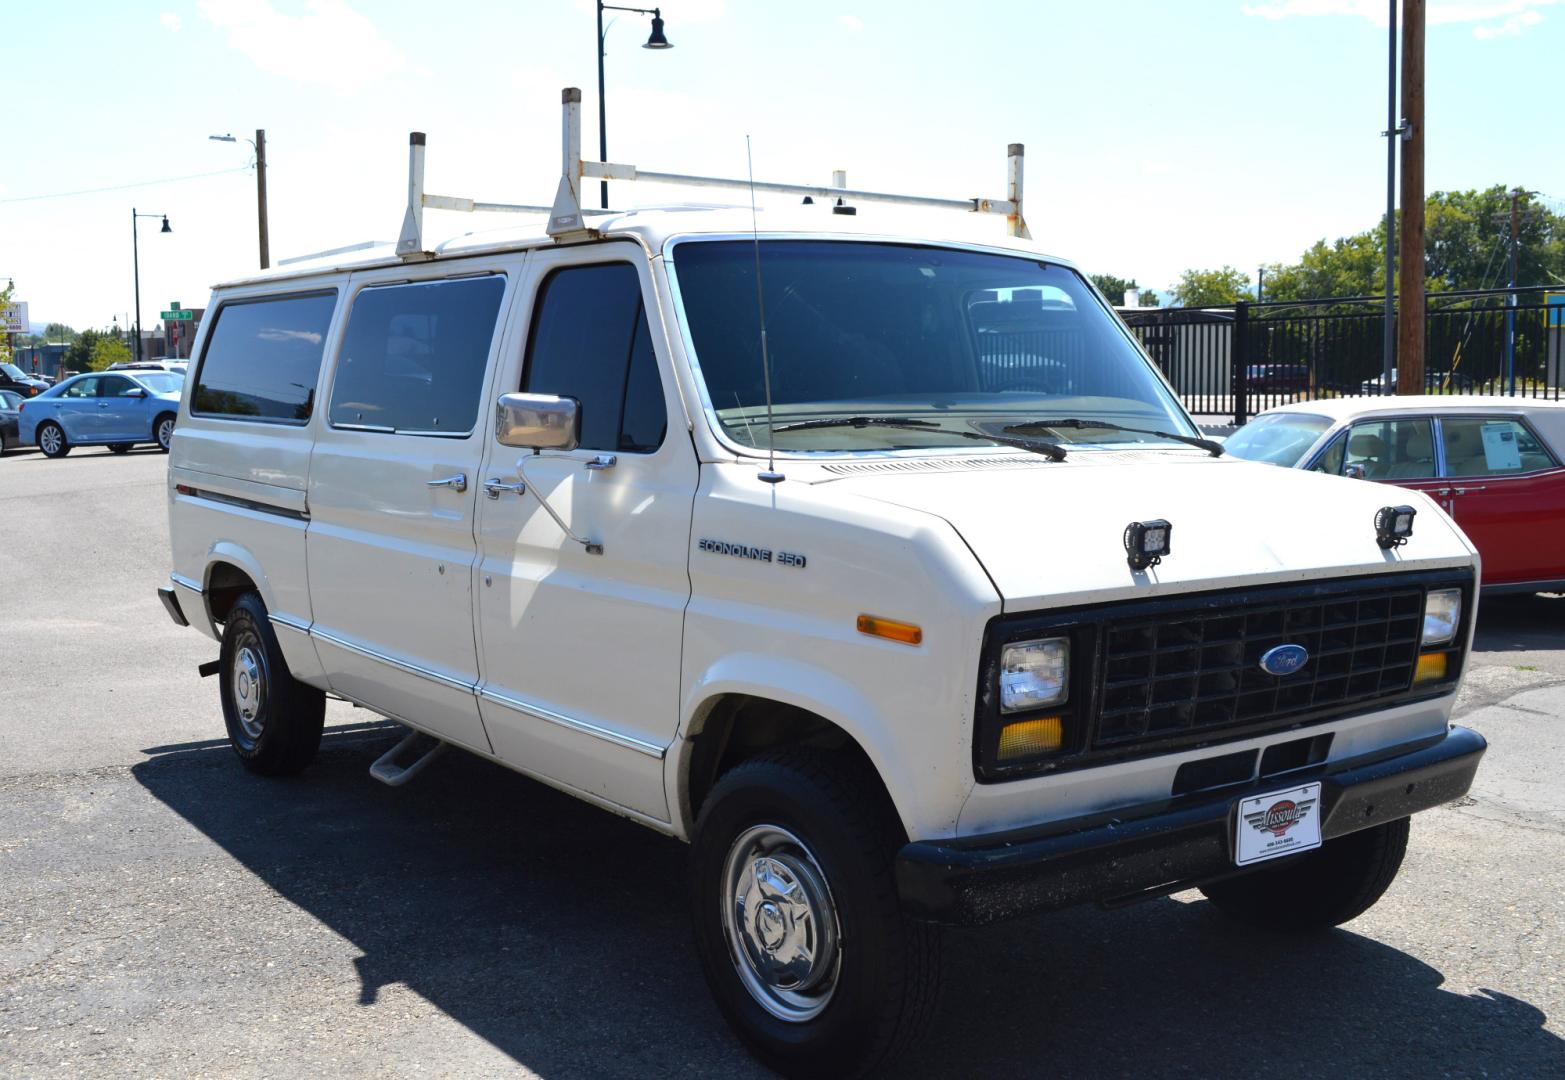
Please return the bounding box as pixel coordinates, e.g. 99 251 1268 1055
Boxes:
1002 418 1224 457
772 415 1067 461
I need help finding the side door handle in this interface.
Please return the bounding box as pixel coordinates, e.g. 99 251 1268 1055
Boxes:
1452 485 1486 495
1430 487 1452 496
483 477 526 499
426 473 468 492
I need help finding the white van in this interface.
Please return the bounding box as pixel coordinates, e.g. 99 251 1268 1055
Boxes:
160 99 1486 1078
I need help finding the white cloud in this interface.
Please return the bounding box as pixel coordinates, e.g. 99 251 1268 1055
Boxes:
1472 8 1545 33
160 11 183 32
839 14 865 31
196 0 406 93
1241 0 1560 35
569 0 727 23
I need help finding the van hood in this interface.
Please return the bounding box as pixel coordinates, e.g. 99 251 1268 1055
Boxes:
822 454 1476 611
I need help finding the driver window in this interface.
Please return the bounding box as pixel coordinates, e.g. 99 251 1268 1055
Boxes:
1311 433 1345 474
521 263 667 454
1343 418 1436 480
99 375 136 397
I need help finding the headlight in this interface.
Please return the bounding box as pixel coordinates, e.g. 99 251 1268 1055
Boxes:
1000 637 1069 713
1422 588 1461 646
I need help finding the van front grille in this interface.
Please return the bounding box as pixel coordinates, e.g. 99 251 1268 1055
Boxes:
1093 583 1426 749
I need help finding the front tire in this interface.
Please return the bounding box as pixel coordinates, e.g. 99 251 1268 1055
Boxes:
219 592 325 776
154 412 176 452
690 750 940 1079
37 422 69 458
1200 817 1411 931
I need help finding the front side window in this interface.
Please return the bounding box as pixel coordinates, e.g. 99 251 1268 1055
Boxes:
98 375 137 397
522 263 667 453
668 240 1192 453
1223 412 1332 467
1343 418 1437 480
329 276 505 436
194 291 337 422
1440 417 1557 477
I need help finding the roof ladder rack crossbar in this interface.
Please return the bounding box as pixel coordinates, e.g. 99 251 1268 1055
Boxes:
396 86 1030 255
553 85 1029 242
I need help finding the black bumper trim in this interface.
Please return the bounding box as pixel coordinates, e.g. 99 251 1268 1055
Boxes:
157 587 189 628
896 725 1486 926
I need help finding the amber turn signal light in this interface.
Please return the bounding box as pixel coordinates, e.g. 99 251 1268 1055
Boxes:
856 615 923 646
1413 651 1448 684
996 715 1064 759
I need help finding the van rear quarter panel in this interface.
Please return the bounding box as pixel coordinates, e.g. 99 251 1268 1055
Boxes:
168 279 347 682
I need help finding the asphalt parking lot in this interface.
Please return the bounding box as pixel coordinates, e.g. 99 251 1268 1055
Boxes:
2 448 1563 1078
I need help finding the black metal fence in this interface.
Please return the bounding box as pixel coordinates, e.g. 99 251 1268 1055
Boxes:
1121 286 1564 425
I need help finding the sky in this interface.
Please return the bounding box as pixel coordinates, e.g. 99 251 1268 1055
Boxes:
4 0 1562 333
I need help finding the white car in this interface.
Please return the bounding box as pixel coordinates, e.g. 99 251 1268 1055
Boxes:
159 102 1487 1077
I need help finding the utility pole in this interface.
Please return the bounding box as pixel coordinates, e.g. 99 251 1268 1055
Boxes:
1396 0 1425 395
1382 0 1398 388
256 129 270 269
1505 187 1522 394
1257 266 1265 303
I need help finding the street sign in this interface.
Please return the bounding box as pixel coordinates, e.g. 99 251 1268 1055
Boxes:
3 300 28 334
161 310 194 321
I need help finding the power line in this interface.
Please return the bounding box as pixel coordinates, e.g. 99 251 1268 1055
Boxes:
0 166 252 205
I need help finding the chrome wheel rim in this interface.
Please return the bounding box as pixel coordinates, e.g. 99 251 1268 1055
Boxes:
232 644 266 741
40 426 61 455
721 824 842 1023
157 418 174 448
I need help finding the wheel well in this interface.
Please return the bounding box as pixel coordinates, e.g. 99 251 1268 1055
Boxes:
685 696 885 824
206 563 258 625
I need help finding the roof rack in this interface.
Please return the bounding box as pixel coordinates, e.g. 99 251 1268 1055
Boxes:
394 86 1030 258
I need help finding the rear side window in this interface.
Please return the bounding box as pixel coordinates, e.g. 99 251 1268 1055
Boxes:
329 276 506 436
521 263 667 453
193 291 337 423
1441 417 1557 476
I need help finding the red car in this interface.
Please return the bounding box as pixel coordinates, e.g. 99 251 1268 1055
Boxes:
1224 396 1565 594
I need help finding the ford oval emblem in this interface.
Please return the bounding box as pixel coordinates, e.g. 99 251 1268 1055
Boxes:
1260 644 1309 677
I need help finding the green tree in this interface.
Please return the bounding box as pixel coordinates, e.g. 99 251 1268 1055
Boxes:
0 280 12 367
1171 266 1251 307
44 322 78 343
1260 186 1565 303
1090 274 1161 307
88 337 133 371
65 328 103 373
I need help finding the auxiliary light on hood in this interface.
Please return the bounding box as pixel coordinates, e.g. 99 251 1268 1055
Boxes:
1123 519 1172 571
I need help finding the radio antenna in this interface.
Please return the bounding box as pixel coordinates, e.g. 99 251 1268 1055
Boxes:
747 135 784 485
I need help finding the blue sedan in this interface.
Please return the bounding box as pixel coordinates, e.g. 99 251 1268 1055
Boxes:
19 370 184 458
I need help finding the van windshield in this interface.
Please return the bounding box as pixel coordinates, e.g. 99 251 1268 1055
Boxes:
669 240 1194 453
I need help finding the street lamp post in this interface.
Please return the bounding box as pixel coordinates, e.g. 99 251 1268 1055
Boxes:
210 130 270 269
596 3 672 209
131 209 171 364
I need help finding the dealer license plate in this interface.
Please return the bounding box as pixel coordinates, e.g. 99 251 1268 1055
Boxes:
1234 782 1324 866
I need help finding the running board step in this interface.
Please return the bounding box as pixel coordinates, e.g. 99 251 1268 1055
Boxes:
369 730 448 787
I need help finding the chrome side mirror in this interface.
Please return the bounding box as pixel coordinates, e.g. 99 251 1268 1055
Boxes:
1344 463 1367 480
495 393 580 452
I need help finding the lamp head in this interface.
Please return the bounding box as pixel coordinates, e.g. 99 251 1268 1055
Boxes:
160 216 172 233
643 11 671 48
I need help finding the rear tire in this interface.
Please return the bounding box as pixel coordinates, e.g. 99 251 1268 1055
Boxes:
1200 817 1411 931
154 412 176 452
37 422 69 458
690 750 941 1079
219 592 325 776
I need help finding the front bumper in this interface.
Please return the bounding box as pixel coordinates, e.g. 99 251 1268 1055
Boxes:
896 725 1485 926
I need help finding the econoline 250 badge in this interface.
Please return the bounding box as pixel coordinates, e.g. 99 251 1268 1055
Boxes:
1234 782 1324 866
